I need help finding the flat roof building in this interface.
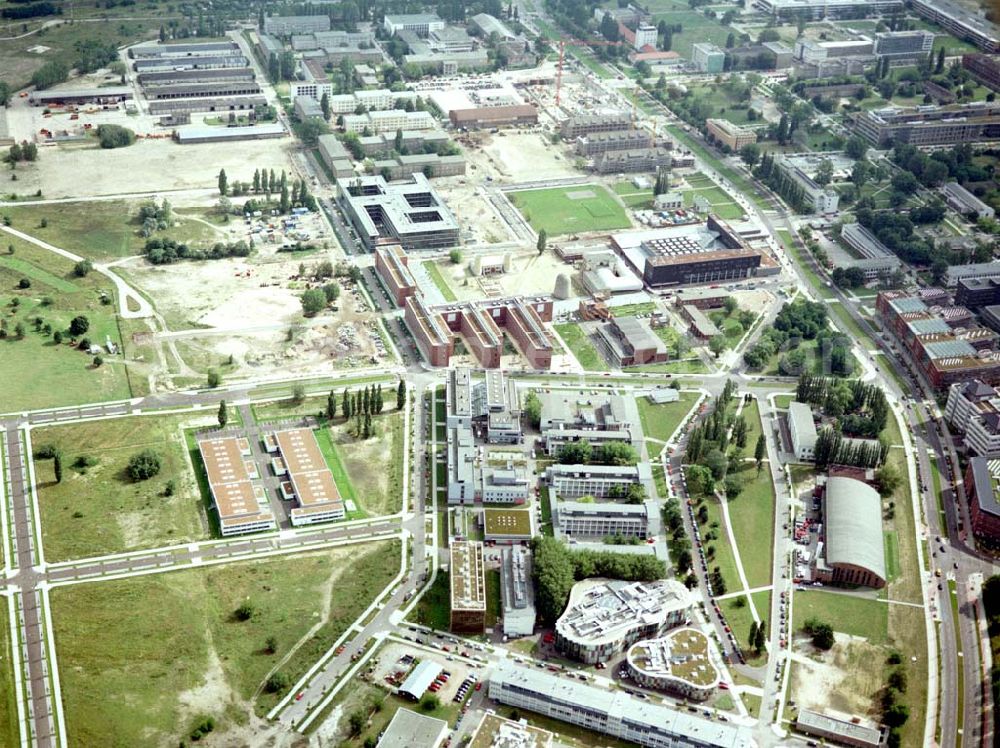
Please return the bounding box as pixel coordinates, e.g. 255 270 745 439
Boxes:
945 379 1000 457
263 14 331 37
468 713 554 748
374 245 417 307
551 500 657 544
198 437 275 537
489 662 753 748
941 181 995 220
796 709 885 748
450 540 487 633
338 173 460 251
173 123 285 144
450 104 538 129
129 41 239 58
595 316 668 367
692 43 725 73
756 0 902 20
384 13 445 37
398 660 444 701
788 401 818 461
28 87 133 106
854 102 1000 147
965 457 1000 546
317 134 356 180
271 429 346 526
912 0 999 53
964 53 1000 91
561 113 633 139
148 94 266 115
500 546 536 637
555 579 692 664
380 708 449 748
705 119 756 151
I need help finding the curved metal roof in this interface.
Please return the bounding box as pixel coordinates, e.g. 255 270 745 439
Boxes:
825 476 887 583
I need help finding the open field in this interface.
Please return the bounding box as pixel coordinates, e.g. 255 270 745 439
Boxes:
51 541 399 747
636 391 699 443
719 595 766 665
0 234 132 412
325 409 406 516
2 200 224 261
411 571 450 631
700 497 740 598
792 590 888 644
34 411 216 560
553 322 608 371
727 463 776 590
509 185 630 236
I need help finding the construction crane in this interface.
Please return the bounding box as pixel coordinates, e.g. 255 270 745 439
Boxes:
555 38 625 108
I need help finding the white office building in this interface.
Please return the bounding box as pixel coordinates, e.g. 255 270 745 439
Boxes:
945 379 1000 457
634 23 658 51
545 463 653 499
488 663 753 747
788 401 817 461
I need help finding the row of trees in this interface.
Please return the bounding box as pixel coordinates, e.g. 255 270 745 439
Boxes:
555 440 638 467
813 428 888 471
531 535 665 625
6 141 38 167
143 237 252 265
219 168 317 214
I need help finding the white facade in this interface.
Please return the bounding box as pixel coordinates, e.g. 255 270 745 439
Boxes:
634 24 658 51
342 109 436 134
291 81 335 101
546 463 650 498
788 401 818 461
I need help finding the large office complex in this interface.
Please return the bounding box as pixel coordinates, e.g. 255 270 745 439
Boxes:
912 0 1000 53
555 580 692 664
489 662 752 748
625 629 719 701
877 292 1000 389
198 437 276 536
945 380 1000 457
813 476 886 589
754 0 902 20
450 540 487 632
613 218 770 289
267 429 346 526
854 103 1000 147
788 401 818 461
338 173 460 251
965 457 1000 545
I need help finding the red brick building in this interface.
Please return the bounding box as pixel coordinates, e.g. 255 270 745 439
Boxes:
374 244 416 308
404 295 453 367
965 457 1000 546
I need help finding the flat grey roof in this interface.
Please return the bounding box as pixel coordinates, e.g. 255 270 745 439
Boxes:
174 124 285 141
797 709 883 746
969 457 1000 518
380 708 448 748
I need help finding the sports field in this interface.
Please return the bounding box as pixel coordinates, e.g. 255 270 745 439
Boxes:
509 185 630 236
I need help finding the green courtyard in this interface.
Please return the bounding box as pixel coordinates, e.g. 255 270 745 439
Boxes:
509 185 630 236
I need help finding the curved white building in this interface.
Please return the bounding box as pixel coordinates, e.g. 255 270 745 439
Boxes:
555 579 692 664
626 628 719 701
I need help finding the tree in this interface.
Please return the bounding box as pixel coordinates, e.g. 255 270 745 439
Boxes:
218 169 228 196
207 370 221 388
73 259 92 277
217 400 228 429
754 434 766 472
804 617 834 649
874 463 901 497
320 92 331 120
96 124 135 149
708 336 728 356
739 143 760 168
814 159 834 186
536 229 547 255
264 672 288 693
301 288 326 316
127 449 162 481
291 384 306 404
397 380 406 410
845 135 868 161
935 46 945 74
748 620 758 649
754 619 767 652
327 391 337 421
69 315 89 337
449 248 462 264
92 354 103 367
420 693 441 712
234 600 254 621
726 32 736 48
348 710 366 735
52 330 62 345
279 183 291 214
53 453 62 484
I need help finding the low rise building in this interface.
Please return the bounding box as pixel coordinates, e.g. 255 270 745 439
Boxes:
625 629 719 700
946 261 1000 287
551 500 657 542
263 14 331 36
468 713 553 747
964 53 1000 91
594 315 668 367
482 507 533 542
270 429 346 526
966 457 1000 545
342 109 436 134
479 369 522 444
839 223 902 280
691 42 725 73
941 181 995 220
758 0 902 20
543 427 636 457
199 437 275 536
450 540 487 632
594 148 672 175
500 546 537 637
28 87 133 107
814 476 886 589
874 30 934 65
450 104 538 129
575 129 654 156
705 119 756 151
173 124 285 144
795 709 885 748
546 463 652 499
538 390 638 433
489 662 753 748
958 277 1000 309
555 579 693 664
384 13 445 37
912 0 999 53
773 154 840 214
561 113 633 139
788 401 818 461
479 465 531 504
680 304 722 340
854 102 1000 147
380 709 449 748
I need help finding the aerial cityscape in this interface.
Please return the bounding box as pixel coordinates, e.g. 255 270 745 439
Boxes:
0 0 998 746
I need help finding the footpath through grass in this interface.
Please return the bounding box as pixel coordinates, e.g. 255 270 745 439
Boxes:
52 540 399 747
636 392 699 443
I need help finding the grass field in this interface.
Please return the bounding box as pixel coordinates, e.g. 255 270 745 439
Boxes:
51 541 399 747
2 200 222 261
612 181 654 210
411 571 450 630
700 497 741 597
792 589 888 644
35 412 211 561
509 185 630 236
719 595 766 665
0 600 17 748
727 463 776 590
553 322 609 371
636 392 699 443
325 410 406 516
422 260 458 302
0 235 132 412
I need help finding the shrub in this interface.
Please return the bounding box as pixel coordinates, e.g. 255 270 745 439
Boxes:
126 449 161 481
264 672 288 693
96 124 136 149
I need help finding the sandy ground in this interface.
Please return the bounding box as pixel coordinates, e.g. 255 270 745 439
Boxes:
463 130 580 183
435 177 515 246
430 250 570 302
789 633 884 718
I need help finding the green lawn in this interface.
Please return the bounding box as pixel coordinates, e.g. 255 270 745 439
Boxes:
51 541 399 746
0 236 132 412
636 392 699 442
719 595 766 665
411 571 450 630
792 589 888 644
422 260 458 302
700 496 741 597
2 200 221 261
0 599 17 748
325 410 406 516
727 463 776 590
509 185 630 236
553 322 608 371
35 413 211 561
